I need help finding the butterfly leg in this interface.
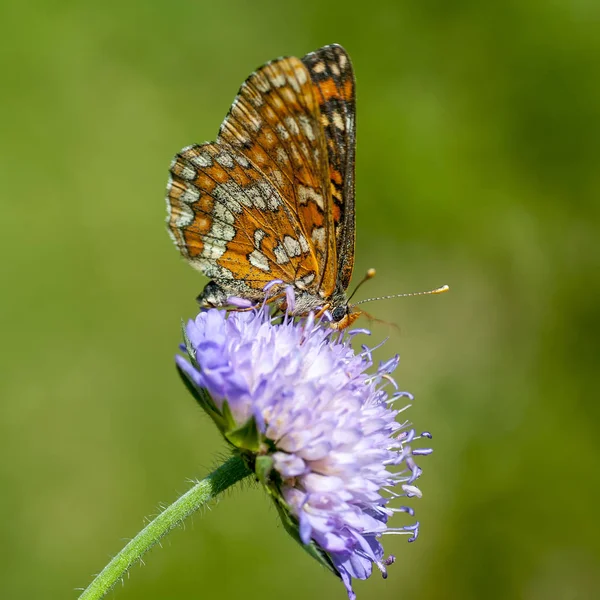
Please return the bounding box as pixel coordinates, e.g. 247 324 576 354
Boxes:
313 304 332 319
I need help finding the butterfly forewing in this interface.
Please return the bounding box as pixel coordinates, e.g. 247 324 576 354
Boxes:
217 55 337 297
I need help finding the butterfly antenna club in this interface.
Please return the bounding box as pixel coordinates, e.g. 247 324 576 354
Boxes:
347 268 377 303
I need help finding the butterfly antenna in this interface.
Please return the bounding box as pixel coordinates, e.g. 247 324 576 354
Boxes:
347 268 377 303
354 284 450 306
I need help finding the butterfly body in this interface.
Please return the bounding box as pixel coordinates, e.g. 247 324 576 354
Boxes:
167 44 359 327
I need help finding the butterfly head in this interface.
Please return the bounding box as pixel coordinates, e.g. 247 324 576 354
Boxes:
325 268 377 329
329 269 450 330
330 304 361 330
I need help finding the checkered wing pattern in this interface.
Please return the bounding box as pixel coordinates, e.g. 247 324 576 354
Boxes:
168 143 321 299
166 44 357 313
303 44 356 290
216 54 338 298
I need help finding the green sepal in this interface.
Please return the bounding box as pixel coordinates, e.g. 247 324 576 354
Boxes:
176 365 228 434
255 455 273 486
220 400 237 433
181 319 196 362
224 414 261 452
271 495 340 578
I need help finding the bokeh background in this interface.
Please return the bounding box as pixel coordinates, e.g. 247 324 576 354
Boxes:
2 1 599 599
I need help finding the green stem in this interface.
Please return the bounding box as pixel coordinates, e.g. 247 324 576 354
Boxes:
79 454 252 600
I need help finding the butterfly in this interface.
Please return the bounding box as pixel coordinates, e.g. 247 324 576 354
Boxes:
166 44 360 328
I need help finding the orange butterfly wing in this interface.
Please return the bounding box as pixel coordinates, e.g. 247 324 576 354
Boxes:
166 45 356 311
216 55 337 298
168 143 319 298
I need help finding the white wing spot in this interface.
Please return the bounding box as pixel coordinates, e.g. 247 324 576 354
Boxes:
311 227 326 246
330 63 340 77
178 164 197 181
180 186 200 204
212 181 243 214
274 244 289 264
275 146 289 166
297 185 324 210
200 203 235 261
298 235 309 253
312 61 326 74
190 153 213 168
254 229 266 248
299 141 310 157
234 153 250 167
198 262 236 280
244 180 279 211
271 72 286 88
263 183 281 210
298 115 315 141
283 235 302 258
201 239 227 260
216 223 236 241
275 124 290 140
173 203 195 228
245 180 281 210
288 74 301 93
213 201 235 224
271 169 285 188
284 116 300 136
295 66 308 85
244 183 266 210
215 152 235 168
332 111 345 131
253 74 271 93
246 113 262 133
280 86 295 104
249 250 270 272
244 88 265 109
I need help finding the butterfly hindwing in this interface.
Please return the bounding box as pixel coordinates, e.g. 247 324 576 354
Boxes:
167 143 320 300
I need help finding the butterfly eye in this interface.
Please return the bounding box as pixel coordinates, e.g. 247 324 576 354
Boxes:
331 306 347 322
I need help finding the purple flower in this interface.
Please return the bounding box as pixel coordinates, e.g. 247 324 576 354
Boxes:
176 292 432 600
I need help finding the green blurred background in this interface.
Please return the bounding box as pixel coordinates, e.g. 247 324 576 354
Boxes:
2 1 599 598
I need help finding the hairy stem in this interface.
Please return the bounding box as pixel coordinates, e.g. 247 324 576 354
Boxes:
79 454 251 599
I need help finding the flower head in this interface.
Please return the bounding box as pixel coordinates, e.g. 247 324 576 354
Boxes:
176 291 432 599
